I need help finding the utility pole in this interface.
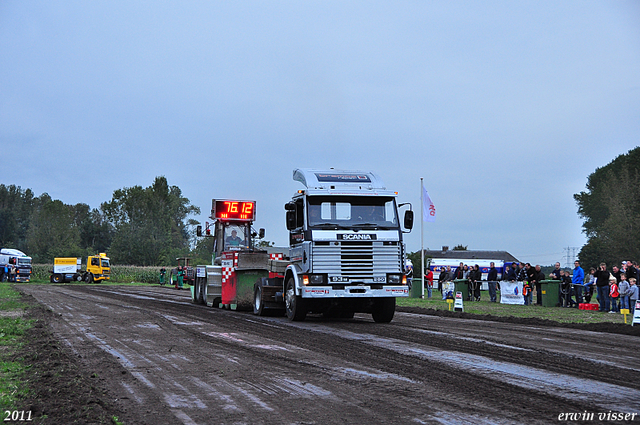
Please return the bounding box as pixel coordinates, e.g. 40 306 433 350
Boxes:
563 247 578 268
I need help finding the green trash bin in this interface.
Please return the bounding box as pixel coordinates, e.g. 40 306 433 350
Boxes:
540 280 560 307
453 279 469 301
409 278 423 298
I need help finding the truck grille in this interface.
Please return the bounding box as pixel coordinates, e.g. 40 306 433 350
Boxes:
311 241 401 281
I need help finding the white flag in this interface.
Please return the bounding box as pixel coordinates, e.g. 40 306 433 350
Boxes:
422 187 436 222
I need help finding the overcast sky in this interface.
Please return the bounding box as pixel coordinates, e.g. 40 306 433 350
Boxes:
1 1 639 266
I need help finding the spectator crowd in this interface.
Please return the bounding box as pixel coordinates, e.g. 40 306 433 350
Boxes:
414 260 639 314
0 263 18 282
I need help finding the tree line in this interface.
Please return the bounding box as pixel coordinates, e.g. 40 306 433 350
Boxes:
0 176 208 266
574 147 640 269
3 148 636 269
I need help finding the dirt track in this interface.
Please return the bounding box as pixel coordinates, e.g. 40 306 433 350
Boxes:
17 284 640 424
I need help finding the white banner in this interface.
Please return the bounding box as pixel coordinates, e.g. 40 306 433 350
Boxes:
633 300 640 326
500 281 524 305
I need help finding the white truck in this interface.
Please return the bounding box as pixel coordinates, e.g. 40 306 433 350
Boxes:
191 168 414 323
0 248 32 282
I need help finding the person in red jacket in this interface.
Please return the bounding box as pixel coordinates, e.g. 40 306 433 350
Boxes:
424 269 434 298
609 276 620 313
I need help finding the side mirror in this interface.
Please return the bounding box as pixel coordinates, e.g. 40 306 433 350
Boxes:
286 210 297 230
259 228 265 239
196 225 202 237
284 202 296 211
404 210 414 230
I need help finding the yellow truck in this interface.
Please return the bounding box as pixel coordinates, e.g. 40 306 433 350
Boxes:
50 253 111 283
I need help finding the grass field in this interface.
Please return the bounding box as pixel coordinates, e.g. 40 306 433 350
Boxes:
0 282 32 410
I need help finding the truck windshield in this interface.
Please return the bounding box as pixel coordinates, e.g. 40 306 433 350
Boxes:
307 196 398 229
101 259 110 268
17 258 31 266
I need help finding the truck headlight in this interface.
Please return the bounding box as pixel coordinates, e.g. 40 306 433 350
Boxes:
387 274 402 284
308 274 325 285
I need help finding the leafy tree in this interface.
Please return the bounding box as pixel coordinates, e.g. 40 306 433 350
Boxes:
255 240 275 247
102 176 200 265
452 244 468 251
26 194 83 262
189 235 216 266
407 250 430 277
0 184 35 251
574 147 640 269
75 206 114 254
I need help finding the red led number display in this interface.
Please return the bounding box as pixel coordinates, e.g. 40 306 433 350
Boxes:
214 200 255 221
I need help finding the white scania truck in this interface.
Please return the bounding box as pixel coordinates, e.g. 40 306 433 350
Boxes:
191 168 414 323
280 169 414 322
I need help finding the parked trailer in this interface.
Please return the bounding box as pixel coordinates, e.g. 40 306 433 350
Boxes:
190 169 414 323
50 254 111 283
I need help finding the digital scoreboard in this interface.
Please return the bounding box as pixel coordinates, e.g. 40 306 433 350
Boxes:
212 200 255 221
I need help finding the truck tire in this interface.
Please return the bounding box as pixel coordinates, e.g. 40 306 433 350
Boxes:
200 279 207 305
372 297 395 323
253 280 265 316
285 278 306 321
191 279 199 303
84 273 94 283
52 274 62 283
193 278 206 305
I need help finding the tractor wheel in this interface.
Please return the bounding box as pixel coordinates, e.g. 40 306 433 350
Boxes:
192 279 199 303
197 279 205 304
201 279 208 305
253 280 265 316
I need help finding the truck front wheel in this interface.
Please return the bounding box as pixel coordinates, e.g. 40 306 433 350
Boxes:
372 297 395 323
285 278 306 321
84 273 94 283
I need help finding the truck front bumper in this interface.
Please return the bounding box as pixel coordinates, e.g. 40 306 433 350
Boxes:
301 285 409 298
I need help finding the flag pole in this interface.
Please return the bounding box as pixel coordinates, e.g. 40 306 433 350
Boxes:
420 177 425 299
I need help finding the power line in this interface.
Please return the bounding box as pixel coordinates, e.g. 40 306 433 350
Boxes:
563 247 579 268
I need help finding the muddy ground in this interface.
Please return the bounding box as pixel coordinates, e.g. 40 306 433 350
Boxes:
11 285 640 424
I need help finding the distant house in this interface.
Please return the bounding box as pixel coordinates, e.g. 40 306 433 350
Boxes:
422 247 519 263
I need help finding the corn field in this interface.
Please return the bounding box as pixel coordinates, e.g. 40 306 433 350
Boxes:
31 264 170 284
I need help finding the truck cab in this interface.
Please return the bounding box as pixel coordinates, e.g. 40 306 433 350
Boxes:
86 253 110 282
283 169 413 322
